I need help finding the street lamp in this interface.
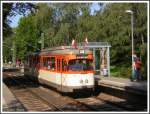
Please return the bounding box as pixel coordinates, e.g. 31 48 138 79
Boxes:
125 10 134 78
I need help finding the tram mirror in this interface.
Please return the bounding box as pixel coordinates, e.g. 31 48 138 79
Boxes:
47 65 50 70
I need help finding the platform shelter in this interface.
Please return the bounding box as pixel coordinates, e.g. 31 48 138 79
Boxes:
78 42 111 77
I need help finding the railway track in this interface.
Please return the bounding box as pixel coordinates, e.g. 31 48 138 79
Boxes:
75 97 124 111
28 86 124 111
4 72 92 111
96 93 147 111
3 70 147 111
4 74 123 111
3 72 64 111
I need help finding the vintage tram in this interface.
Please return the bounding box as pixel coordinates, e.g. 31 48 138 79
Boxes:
24 46 94 92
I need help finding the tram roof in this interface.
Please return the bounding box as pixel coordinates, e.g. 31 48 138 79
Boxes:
41 42 111 52
40 46 92 55
25 42 111 56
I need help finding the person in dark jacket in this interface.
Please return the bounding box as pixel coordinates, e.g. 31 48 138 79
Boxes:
135 57 142 81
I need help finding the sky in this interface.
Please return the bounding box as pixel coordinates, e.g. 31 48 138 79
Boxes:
9 3 101 28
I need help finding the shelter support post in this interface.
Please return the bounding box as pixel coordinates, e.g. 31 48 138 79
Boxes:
93 48 96 71
107 47 110 77
99 48 101 76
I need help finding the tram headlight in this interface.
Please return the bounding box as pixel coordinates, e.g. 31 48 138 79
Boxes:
80 80 83 84
85 79 88 83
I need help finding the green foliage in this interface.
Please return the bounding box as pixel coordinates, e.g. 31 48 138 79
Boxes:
3 3 13 37
110 65 132 78
3 3 37 37
139 44 147 79
15 15 39 60
3 3 147 79
3 36 13 62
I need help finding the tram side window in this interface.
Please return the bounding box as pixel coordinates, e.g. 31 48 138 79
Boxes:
51 57 55 71
43 57 50 69
62 59 67 71
57 59 60 71
47 58 51 70
43 58 47 68
43 57 55 70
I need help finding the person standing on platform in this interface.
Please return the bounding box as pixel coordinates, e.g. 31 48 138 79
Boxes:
135 57 142 81
132 54 142 82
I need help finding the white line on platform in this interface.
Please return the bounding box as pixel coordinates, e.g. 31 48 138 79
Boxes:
100 80 126 86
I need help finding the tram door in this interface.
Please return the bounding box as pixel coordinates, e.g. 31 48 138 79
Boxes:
57 58 62 90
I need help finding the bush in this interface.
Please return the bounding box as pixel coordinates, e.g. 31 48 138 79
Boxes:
110 65 131 79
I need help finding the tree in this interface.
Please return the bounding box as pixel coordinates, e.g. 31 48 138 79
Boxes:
95 3 147 65
15 15 38 60
3 3 13 37
14 3 55 59
9 3 147 78
53 3 81 45
3 3 37 37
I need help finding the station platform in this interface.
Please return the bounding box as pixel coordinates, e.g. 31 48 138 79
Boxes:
94 75 147 96
2 83 25 111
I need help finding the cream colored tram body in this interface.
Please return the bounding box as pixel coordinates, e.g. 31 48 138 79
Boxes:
24 46 94 92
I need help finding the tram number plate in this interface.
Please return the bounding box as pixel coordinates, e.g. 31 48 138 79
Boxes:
79 49 85 54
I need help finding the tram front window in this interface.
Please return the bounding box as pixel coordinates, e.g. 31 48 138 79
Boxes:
68 59 93 71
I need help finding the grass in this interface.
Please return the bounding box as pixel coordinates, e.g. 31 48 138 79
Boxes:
110 65 147 80
110 65 131 79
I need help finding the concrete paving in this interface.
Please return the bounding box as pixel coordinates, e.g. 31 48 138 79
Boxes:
95 75 147 95
2 83 25 112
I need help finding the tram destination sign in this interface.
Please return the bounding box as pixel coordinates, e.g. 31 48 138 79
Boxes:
76 54 88 59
